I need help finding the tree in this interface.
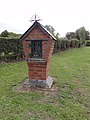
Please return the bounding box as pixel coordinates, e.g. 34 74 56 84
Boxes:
75 29 80 40
44 25 55 36
75 27 87 40
85 30 90 40
44 25 61 52
0 30 22 38
0 30 9 37
55 32 60 40
75 27 86 47
66 32 76 39
79 27 86 40
79 27 86 46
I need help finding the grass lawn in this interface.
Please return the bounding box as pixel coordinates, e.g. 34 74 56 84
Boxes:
0 47 90 120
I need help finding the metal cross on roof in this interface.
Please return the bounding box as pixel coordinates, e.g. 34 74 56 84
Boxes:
29 14 42 22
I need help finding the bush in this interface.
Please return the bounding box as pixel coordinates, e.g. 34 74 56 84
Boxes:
60 38 67 50
86 40 90 46
0 37 24 62
66 40 71 48
54 38 80 53
70 39 79 48
75 39 80 47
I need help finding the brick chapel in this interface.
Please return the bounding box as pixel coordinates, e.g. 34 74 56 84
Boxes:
20 19 57 88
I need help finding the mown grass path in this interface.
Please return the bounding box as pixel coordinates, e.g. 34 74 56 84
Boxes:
0 47 90 120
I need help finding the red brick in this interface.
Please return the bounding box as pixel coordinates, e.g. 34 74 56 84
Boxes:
22 24 55 81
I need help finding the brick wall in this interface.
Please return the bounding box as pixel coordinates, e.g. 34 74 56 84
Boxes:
28 61 48 80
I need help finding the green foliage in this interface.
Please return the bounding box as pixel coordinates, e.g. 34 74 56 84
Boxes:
44 25 55 36
0 37 23 61
54 38 79 53
45 25 86 52
66 32 76 39
86 40 90 46
65 27 90 47
85 30 90 40
65 27 87 48
75 28 80 40
8 32 21 38
0 30 21 38
79 27 86 44
0 30 9 37
76 27 87 41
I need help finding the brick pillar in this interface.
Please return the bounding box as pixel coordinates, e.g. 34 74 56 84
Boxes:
27 60 48 80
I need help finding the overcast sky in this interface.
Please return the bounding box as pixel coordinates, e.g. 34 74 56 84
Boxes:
0 0 90 37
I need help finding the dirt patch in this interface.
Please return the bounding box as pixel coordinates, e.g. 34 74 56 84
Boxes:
72 79 82 84
73 88 85 94
13 77 59 94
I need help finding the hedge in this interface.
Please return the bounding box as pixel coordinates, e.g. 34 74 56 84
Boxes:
0 37 23 62
54 38 80 52
0 37 84 62
86 40 90 46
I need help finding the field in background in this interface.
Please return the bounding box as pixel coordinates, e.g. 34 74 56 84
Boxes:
0 47 90 120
